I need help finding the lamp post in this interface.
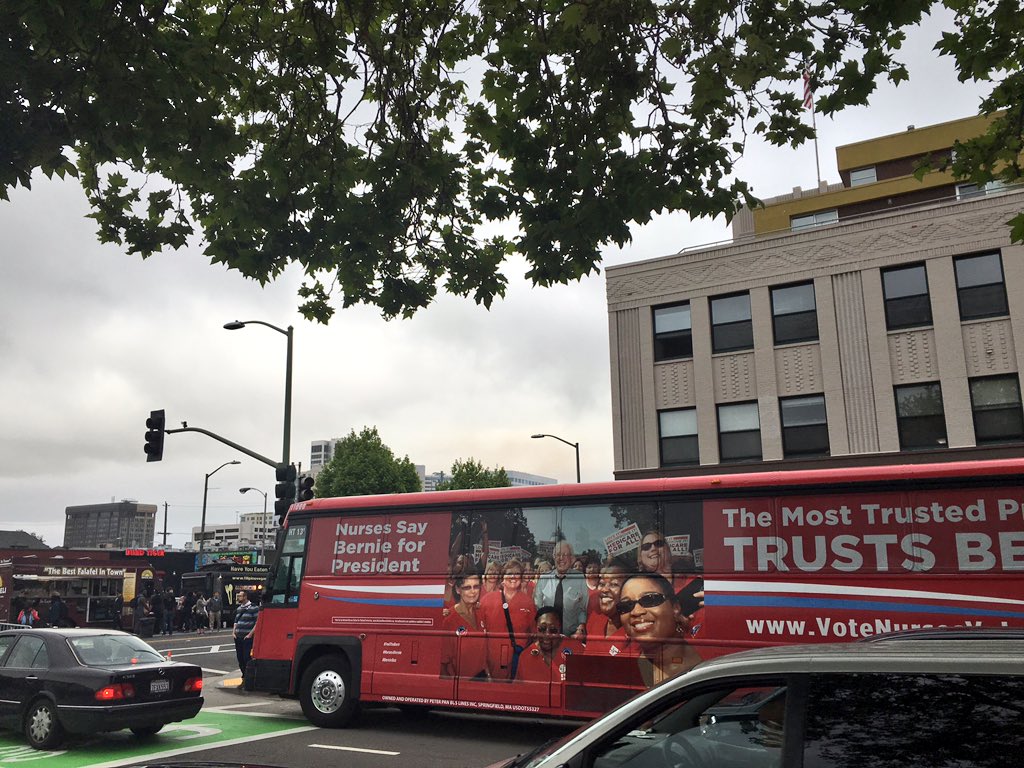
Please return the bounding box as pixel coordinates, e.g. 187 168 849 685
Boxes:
531 433 581 483
199 460 240 555
240 486 269 562
223 320 294 467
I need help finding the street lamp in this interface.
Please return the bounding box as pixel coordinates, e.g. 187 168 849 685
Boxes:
240 486 269 562
199 460 240 555
531 433 581 483
223 320 294 467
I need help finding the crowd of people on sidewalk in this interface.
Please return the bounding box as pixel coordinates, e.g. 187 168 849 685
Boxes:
10 594 73 628
122 587 261 677
129 588 229 635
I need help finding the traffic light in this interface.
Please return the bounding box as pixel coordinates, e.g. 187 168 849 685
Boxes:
144 410 165 462
298 475 315 502
275 463 297 519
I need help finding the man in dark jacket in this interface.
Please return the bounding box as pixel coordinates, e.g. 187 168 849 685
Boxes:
162 588 176 635
151 589 164 633
48 594 67 628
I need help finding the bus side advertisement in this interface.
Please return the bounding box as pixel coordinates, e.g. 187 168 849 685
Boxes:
248 467 1024 723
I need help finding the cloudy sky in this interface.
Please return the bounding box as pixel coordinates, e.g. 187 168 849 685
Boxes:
0 10 994 548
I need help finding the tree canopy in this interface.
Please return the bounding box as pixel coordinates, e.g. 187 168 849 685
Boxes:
3 1 1021 320
314 426 420 497
436 457 511 490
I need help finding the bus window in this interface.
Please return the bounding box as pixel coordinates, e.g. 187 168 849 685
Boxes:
269 524 308 605
469 507 541 574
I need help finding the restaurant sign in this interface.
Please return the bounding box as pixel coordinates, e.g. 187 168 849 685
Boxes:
42 566 127 578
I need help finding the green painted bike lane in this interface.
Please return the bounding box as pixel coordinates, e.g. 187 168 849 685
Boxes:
0 710 315 768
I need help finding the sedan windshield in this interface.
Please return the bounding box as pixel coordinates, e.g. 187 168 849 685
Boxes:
68 635 165 666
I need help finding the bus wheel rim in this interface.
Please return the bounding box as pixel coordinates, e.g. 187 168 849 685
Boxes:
312 670 345 713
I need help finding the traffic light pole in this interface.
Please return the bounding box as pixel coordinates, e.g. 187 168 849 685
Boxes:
164 425 278 468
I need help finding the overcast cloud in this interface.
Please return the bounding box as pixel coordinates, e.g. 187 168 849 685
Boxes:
0 10 993 547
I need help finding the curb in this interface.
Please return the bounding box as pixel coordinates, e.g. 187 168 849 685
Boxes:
218 676 245 690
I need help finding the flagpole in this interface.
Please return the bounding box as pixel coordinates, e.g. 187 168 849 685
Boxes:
811 107 822 188
803 62 823 189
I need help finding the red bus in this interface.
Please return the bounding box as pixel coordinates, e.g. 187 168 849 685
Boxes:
245 458 1024 726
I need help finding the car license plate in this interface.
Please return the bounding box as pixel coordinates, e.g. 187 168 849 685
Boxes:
150 679 170 694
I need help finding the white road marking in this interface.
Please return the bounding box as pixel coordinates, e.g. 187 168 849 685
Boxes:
310 744 401 756
165 648 232 658
205 710 307 720
203 703 305 719
85 725 318 768
200 667 230 674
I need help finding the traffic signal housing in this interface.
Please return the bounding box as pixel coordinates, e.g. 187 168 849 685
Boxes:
298 475 315 502
275 463 297 520
144 410 165 462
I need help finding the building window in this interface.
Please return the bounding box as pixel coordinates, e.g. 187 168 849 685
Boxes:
955 252 1008 320
780 394 830 457
882 264 932 330
711 292 753 353
970 375 1024 444
653 303 692 361
791 209 839 230
849 167 877 186
659 408 699 466
771 282 818 345
956 180 1007 200
718 402 761 461
894 383 947 450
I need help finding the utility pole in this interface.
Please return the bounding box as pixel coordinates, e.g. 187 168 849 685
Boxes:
162 502 169 546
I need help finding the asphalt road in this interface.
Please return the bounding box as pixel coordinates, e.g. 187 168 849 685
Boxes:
136 631 579 768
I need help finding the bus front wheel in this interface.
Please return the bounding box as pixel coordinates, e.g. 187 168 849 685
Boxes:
299 654 356 728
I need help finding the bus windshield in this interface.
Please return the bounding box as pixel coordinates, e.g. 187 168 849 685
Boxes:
267 523 307 605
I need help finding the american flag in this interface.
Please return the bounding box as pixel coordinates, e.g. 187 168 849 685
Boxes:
802 65 814 110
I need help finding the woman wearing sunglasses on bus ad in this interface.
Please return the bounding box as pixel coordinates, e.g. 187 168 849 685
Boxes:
637 529 705 628
617 572 703 687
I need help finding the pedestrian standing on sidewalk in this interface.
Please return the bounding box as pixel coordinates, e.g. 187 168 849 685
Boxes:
151 589 164 634
232 590 260 675
194 593 209 635
162 588 176 635
208 591 223 630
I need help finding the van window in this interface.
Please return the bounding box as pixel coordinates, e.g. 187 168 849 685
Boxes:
804 673 1024 767
590 683 786 768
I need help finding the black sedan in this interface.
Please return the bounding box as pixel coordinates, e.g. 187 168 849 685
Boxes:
0 627 203 749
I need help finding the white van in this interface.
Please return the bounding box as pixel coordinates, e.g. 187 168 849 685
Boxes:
494 638 1024 768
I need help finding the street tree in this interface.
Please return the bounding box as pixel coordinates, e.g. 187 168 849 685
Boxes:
314 426 421 497
436 458 511 491
3 1 1021 321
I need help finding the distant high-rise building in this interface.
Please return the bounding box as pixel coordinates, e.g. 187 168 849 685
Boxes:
507 470 558 487
310 439 337 472
415 463 556 491
187 511 274 553
63 501 157 548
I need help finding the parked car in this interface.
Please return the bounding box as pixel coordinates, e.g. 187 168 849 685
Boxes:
490 638 1024 768
0 628 203 749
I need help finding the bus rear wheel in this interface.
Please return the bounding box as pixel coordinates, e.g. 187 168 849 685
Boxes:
299 654 356 728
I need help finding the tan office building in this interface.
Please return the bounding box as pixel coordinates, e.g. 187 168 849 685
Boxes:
607 115 1024 479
